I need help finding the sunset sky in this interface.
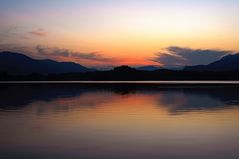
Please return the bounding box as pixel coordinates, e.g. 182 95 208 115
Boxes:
0 0 239 68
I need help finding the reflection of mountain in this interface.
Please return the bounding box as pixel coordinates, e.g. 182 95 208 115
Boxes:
0 84 93 108
0 84 239 114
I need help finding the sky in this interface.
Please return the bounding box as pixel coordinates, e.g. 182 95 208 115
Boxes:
0 0 239 68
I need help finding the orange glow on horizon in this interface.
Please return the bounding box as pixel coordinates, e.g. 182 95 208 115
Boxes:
1 0 239 67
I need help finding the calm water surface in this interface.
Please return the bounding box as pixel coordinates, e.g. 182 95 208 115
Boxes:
0 83 239 159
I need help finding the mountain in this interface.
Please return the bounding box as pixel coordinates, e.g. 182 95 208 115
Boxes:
113 65 137 72
136 65 161 71
184 53 239 71
0 51 92 75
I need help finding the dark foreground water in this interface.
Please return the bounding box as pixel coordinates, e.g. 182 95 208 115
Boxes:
0 83 239 159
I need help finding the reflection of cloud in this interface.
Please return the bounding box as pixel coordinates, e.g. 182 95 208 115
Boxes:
157 91 224 115
34 91 117 115
152 87 239 114
36 45 113 62
28 28 47 37
152 46 231 67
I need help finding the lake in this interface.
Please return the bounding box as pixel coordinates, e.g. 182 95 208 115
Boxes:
0 83 239 159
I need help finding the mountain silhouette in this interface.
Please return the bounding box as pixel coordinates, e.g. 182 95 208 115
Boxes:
113 65 137 72
2 51 239 80
0 51 92 75
184 53 239 71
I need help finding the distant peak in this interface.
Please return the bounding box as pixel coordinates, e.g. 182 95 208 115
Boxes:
113 65 136 71
0 51 32 59
0 51 91 75
217 53 239 62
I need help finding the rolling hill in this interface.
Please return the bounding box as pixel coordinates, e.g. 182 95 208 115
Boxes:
0 51 92 75
184 53 239 71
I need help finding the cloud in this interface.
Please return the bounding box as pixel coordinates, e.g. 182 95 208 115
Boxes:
151 46 232 67
29 29 47 37
0 26 30 41
36 45 112 62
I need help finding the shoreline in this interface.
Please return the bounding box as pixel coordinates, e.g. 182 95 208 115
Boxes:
1 81 239 84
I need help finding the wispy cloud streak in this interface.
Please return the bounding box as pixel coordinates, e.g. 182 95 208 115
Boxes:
29 29 47 37
36 45 112 62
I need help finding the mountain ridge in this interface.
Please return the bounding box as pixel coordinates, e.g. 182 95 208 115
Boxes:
1 51 239 75
0 51 92 75
184 53 239 71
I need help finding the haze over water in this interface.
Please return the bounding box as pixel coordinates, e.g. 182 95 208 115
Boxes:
0 84 239 159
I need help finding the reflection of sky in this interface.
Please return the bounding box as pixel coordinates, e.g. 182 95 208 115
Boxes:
0 0 239 66
0 86 239 159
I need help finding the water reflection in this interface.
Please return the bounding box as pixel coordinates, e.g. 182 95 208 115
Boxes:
0 84 239 159
1 84 239 113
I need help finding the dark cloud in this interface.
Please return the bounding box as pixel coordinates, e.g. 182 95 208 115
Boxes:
36 45 112 62
151 46 231 67
29 29 47 37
